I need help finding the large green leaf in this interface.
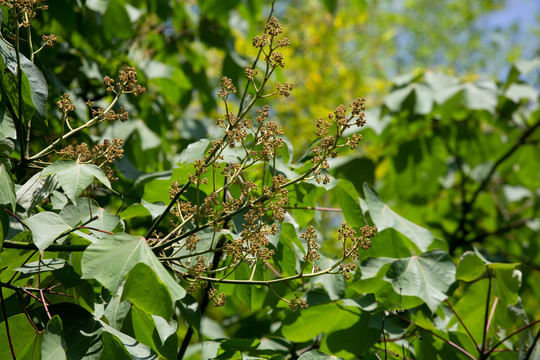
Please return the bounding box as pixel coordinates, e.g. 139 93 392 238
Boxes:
26 211 72 251
383 250 456 312
81 232 185 300
121 263 173 319
363 183 434 252
42 161 112 203
42 315 67 360
0 39 47 122
281 303 347 342
0 313 42 359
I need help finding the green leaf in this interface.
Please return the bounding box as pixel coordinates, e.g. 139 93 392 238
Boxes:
99 320 158 359
335 180 364 228
16 171 58 214
42 315 67 360
0 106 16 139
0 39 47 121
122 306 178 359
19 48 48 118
491 263 521 306
16 258 66 275
176 139 210 165
281 303 345 342
103 283 130 330
456 251 486 282
99 332 132 360
178 295 201 331
0 205 9 244
298 350 343 360
0 163 15 212
462 80 497 113
59 198 120 238
0 313 42 359
320 308 379 357
48 303 103 359
504 83 539 103
26 211 71 251
0 138 14 168
42 161 112 203
102 0 134 41
81 232 185 300
121 263 173 319
363 183 434 252
383 250 456 312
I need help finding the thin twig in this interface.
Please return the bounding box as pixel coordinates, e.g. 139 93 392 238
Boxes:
524 325 540 360
16 291 39 333
485 319 540 357
446 299 480 351
392 313 477 360
481 265 492 354
0 289 17 359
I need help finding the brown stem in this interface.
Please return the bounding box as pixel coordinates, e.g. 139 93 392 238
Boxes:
484 319 540 358
392 313 476 360
524 325 540 360
16 291 39 333
481 265 492 354
446 299 480 351
0 289 17 359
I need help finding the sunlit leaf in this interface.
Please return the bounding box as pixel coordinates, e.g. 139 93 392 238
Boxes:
26 211 71 251
383 250 456 312
363 183 434 252
42 161 112 203
81 232 185 300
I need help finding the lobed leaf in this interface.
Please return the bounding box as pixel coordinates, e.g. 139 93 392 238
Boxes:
81 232 186 301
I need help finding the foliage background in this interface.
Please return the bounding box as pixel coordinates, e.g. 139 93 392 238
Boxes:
1 0 540 359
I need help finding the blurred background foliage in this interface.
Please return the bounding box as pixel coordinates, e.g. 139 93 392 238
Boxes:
3 0 540 357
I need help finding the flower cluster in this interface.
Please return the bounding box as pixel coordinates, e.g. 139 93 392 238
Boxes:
289 294 308 311
301 226 321 271
104 66 146 95
218 77 237 99
42 34 58 47
208 288 226 307
186 256 209 294
275 82 294 97
57 94 76 124
0 0 48 27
